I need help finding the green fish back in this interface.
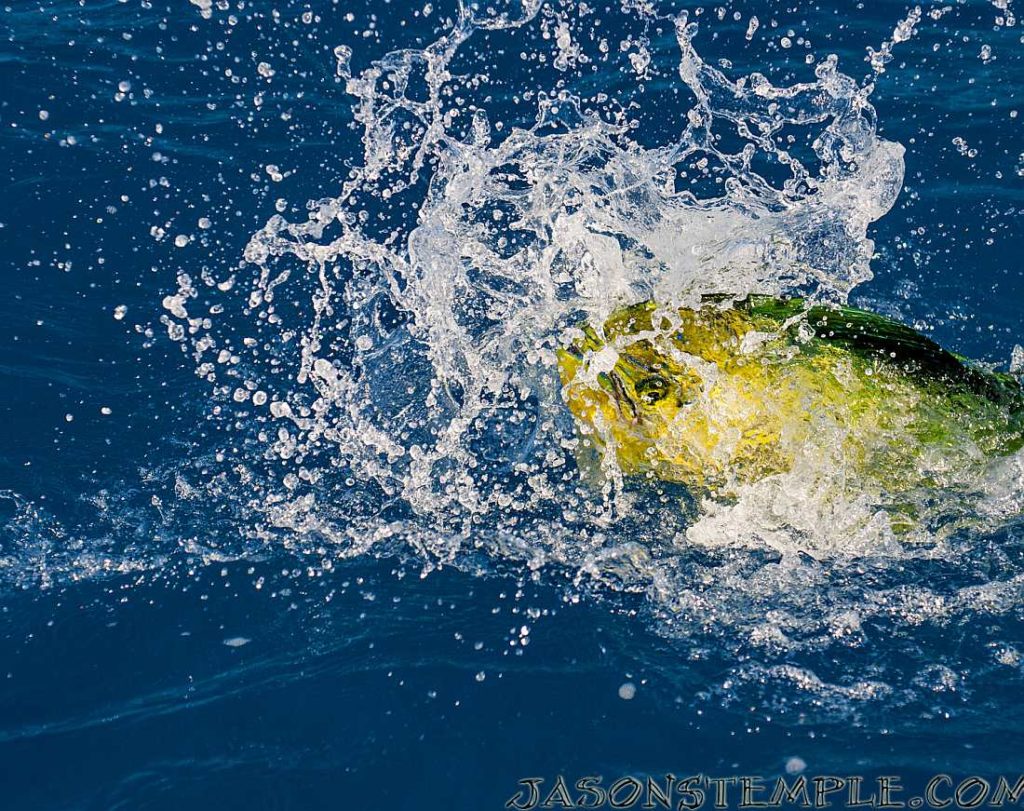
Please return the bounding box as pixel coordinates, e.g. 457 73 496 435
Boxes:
738 295 1024 408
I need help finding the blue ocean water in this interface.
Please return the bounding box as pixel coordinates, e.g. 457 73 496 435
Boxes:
2 0 1024 808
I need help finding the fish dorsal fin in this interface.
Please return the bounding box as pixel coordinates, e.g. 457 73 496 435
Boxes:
792 301 1019 404
723 295 1020 405
804 304 963 377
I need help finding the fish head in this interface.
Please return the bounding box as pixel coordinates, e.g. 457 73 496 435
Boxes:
557 303 704 473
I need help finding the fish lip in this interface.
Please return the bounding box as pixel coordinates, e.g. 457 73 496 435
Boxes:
604 370 640 423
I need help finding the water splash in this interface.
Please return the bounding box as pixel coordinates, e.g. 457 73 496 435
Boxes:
179 3 911 540
0 0 1018 728
148 0 1024 684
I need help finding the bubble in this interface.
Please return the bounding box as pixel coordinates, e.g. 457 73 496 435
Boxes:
222 637 251 647
464 0 541 30
618 682 636 700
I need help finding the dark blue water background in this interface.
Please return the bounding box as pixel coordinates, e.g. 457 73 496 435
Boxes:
2 0 1024 808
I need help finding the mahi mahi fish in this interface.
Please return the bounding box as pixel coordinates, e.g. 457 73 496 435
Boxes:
557 296 1024 523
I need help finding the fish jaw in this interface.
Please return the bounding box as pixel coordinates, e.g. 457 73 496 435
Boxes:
557 345 659 475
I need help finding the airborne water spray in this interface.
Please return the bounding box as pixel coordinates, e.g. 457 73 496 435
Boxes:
162 0 1021 579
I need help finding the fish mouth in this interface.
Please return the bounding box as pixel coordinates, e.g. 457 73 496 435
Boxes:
598 369 639 423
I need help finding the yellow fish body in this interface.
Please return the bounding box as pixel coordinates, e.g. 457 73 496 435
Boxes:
557 297 1024 518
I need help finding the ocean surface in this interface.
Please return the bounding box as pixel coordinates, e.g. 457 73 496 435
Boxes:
2 0 1024 808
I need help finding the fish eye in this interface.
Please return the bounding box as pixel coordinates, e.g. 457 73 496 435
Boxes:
634 375 669 405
